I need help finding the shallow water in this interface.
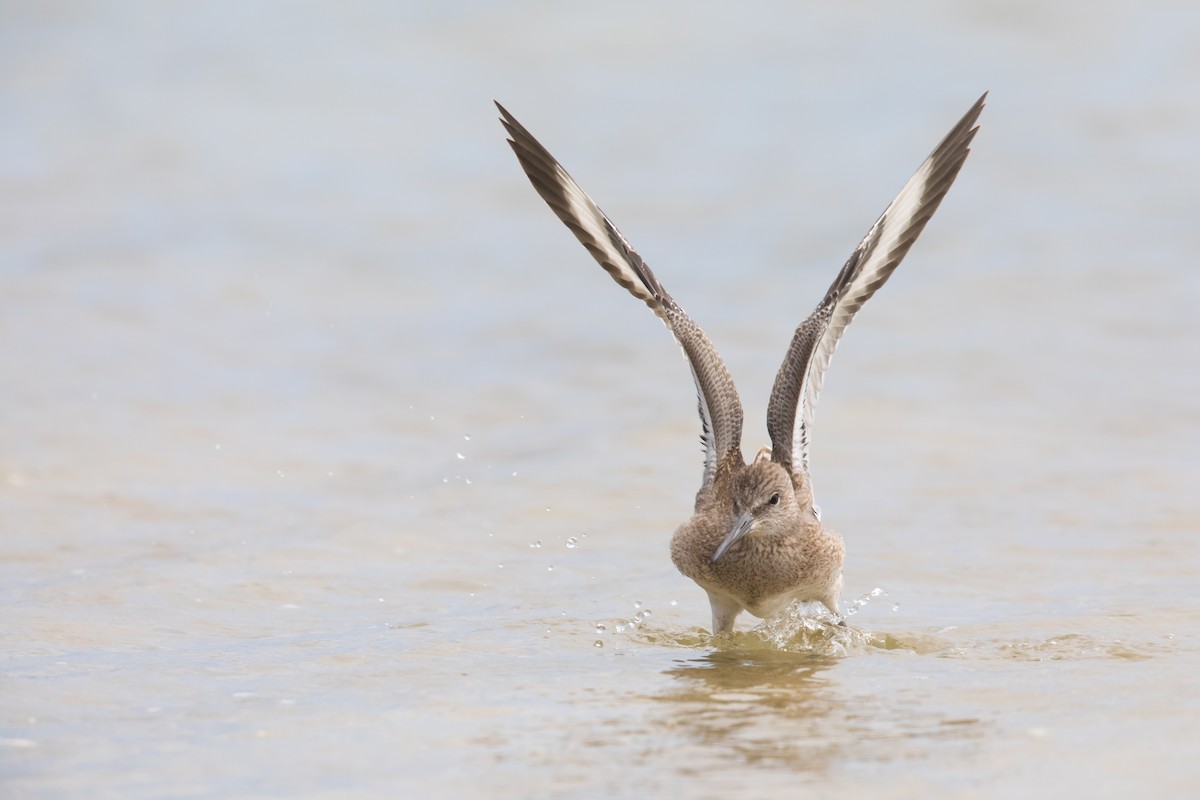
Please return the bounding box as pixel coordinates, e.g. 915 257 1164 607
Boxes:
3 2 1199 797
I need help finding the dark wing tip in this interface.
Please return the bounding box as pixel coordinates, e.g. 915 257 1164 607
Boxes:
495 101 531 150
957 91 988 144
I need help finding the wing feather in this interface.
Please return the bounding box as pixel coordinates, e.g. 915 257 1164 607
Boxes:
497 102 745 488
766 93 987 493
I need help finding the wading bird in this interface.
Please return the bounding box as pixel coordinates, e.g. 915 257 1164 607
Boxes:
497 94 984 634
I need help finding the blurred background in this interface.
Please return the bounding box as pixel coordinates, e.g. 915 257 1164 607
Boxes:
3 2 1198 797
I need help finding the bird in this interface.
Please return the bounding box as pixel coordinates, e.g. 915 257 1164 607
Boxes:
496 93 984 635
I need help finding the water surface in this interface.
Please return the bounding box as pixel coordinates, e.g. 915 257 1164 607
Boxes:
3 2 1199 797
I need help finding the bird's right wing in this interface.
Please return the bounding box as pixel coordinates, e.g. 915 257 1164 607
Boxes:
497 102 745 489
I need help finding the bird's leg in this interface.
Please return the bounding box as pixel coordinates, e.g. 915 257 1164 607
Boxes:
823 574 844 625
706 591 744 635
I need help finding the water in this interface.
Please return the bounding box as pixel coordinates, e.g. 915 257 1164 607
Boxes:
3 2 1199 797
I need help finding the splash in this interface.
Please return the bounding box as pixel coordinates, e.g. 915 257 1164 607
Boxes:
595 600 872 655
591 588 910 655
843 586 887 619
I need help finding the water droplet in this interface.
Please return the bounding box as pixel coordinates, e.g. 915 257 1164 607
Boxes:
633 600 642 609
497 563 504 569
634 612 644 623
669 600 678 607
615 622 627 633
641 609 652 618
593 640 604 648
547 565 554 572
595 623 606 634
529 540 542 548
463 434 471 441
870 587 883 597
456 453 465 460
892 603 900 612
565 536 578 549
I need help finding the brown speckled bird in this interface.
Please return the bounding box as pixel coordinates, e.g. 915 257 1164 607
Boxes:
498 94 984 634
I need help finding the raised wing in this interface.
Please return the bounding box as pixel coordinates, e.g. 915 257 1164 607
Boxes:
497 102 745 489
766 92 986 490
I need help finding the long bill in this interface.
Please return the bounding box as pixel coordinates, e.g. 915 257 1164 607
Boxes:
711 511 755 563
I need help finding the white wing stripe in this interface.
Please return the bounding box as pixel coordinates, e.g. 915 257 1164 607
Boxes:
769 93 986 488
498 102 746 489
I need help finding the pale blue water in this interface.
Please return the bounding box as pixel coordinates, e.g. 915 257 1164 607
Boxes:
3 2 1199 798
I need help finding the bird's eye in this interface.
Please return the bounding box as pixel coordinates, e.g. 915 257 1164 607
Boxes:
768 493 780 506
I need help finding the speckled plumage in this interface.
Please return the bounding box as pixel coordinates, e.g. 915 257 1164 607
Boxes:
669 448 845 634
498 95 984 634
